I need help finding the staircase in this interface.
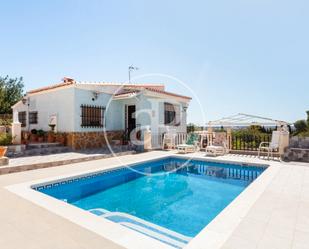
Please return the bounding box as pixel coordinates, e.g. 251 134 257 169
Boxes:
7 143 71 158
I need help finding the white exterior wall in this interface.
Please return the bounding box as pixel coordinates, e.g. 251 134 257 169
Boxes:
12 85 188 138
12 87 75 132
127 95 188 148
158 99 187 133
73 88 124 132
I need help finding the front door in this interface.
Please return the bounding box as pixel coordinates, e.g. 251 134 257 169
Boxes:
127 105 136 135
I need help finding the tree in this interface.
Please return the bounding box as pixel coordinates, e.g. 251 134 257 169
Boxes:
293 111 309 135
0 76 24 114
187 123 196 133
294 120 308 134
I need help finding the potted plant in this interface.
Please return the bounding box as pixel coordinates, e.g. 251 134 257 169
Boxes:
122 131 129 145
47 131 55 143
21 131 30 144
0 133 12 157
37 129 45 143
47 124 56 143
49 124 56 132
56 133 66 145
0 146 7 157
30 129 38 142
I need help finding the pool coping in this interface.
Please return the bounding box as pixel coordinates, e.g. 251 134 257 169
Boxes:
5 154 275 249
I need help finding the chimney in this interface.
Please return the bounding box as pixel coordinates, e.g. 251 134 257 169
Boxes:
63 77 75 83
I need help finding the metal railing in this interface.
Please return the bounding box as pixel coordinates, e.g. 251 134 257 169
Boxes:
175 133 187 145
231 134 272 151
160 132 187 147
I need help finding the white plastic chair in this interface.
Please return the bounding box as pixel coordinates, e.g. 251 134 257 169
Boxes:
162 132 176 150
205 133 229 157
205 143 228 156
258 131 280 159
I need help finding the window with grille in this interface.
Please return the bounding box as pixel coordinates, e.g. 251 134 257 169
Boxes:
29 112 38 124
18 111 27 127
81 105 105 127
164 103 180 126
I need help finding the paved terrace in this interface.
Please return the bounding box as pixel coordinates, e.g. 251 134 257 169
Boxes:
0 146 135 175
0 151 309 249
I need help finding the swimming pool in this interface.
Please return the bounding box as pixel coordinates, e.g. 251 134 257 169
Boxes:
34 157 266 248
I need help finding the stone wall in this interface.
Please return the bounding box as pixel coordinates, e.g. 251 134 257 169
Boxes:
289 136 309 148
66 131 124 150
282 136 309 162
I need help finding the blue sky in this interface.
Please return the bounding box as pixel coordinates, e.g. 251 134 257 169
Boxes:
1 0 308 125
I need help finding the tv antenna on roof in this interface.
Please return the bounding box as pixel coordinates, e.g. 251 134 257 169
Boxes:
128 65 139 83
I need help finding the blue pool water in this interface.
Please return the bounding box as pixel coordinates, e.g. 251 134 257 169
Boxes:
35 157 265 246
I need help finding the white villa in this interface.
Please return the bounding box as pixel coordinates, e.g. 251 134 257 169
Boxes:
12 77 191 149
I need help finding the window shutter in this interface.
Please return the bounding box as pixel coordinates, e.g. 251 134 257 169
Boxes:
174 105 180 126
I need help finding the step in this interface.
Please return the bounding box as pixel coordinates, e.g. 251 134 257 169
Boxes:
8 146 71 158
89 208 192 248
27 143 61 149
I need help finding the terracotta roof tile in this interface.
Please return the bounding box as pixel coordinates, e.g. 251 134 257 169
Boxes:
145 87 191 100
114 89 140 96
26 79 190 100
113 87 191 100
113 90 140 99
28 81 75 94
78 82 165 91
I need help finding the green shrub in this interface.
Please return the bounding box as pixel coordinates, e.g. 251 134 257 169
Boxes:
0 133 12 146
297 131 309 137
31 129 37 134
37 129 45 137
292 111 309 137
0 118 12 126
294 120 308 136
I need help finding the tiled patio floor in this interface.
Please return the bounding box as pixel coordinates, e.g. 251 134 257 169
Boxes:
0 151 309 249
0 147 135 175
8 146 133 166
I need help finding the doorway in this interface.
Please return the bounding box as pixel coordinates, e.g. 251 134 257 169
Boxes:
126 105 136 135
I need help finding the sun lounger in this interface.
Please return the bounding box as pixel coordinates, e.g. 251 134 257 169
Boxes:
177 133 199 154
205 144 227 156
205 132 228 156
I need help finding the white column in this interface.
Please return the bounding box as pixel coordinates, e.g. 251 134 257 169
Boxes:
207 127 213 146
12 111 22 144
144 126 152 151
279 131 290 156
226 127 232 150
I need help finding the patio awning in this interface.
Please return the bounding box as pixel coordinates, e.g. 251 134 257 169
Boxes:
207 113 290 127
